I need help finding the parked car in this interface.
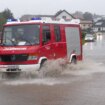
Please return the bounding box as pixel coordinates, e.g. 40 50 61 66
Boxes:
85 34 95 42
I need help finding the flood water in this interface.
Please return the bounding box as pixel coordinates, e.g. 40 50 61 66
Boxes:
0 34 105 105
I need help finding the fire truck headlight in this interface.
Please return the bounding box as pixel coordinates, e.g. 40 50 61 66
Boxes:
28 55 38 60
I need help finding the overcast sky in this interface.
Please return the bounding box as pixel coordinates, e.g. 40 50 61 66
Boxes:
0 0 104 18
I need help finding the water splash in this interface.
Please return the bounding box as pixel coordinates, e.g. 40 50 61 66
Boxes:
2 59 105 86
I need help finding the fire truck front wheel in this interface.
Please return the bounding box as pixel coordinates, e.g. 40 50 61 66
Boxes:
40 59 47 69
71 56 77 64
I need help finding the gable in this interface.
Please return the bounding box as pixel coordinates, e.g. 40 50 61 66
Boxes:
55 11 74 20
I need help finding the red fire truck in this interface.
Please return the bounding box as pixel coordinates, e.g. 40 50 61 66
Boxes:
0 18 82 72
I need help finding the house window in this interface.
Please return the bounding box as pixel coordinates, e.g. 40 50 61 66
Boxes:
54 25 61 42
62 16 66 19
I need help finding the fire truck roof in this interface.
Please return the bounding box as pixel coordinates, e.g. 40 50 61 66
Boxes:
6 18 80 25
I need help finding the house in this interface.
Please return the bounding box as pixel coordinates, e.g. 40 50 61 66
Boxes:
80 20 93 30
20 10 94 31
55 10 93 30
93 19 105 33
54 10 75 20
20 10 75 21
20 14 54 21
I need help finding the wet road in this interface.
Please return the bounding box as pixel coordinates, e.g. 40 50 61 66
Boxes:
1 34 105 105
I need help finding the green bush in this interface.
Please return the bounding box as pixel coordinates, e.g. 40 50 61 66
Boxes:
82 31 86 45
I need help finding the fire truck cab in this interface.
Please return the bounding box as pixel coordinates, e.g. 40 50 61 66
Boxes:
0 18 82 72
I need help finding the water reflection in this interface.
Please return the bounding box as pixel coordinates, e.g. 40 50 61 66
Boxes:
84 34 105 50
97 34 103 41
83 34 105 62
84 42 94 50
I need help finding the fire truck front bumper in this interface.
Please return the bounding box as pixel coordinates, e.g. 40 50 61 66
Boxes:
0 64 40 72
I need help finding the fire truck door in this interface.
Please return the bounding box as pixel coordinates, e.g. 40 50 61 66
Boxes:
41 25 53 59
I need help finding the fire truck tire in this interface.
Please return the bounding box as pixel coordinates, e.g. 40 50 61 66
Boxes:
71 56 77 64
40 59 47 69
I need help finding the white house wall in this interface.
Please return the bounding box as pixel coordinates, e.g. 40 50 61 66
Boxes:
93 28 98 32
80 24 92 30
93 27 105 32
101 27 105 31
56 11 73 20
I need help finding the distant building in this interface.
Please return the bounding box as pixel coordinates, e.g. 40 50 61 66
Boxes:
93 19 105 33
20 15 54 21
54 10 75 20
80 20 93 30
20 10 75 21
20 10 94 31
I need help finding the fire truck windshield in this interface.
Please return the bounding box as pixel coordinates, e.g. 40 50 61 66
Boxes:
2 24 40 46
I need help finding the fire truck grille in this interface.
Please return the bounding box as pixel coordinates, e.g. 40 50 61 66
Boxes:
1 54 28 62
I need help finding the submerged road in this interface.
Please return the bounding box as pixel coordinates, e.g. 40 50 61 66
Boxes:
0 34 105 105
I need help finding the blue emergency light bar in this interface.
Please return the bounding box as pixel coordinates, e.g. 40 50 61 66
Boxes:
7 18 18 22
31 17 41 20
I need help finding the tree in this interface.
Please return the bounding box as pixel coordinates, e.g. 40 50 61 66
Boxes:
0 8 14 32
83 12 93 21
0 13 6 32
2 8 14 19
73 11 84 19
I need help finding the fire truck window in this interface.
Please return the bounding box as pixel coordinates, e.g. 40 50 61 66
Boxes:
42 26 51 43
2 25 40 46
54 25 61 42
